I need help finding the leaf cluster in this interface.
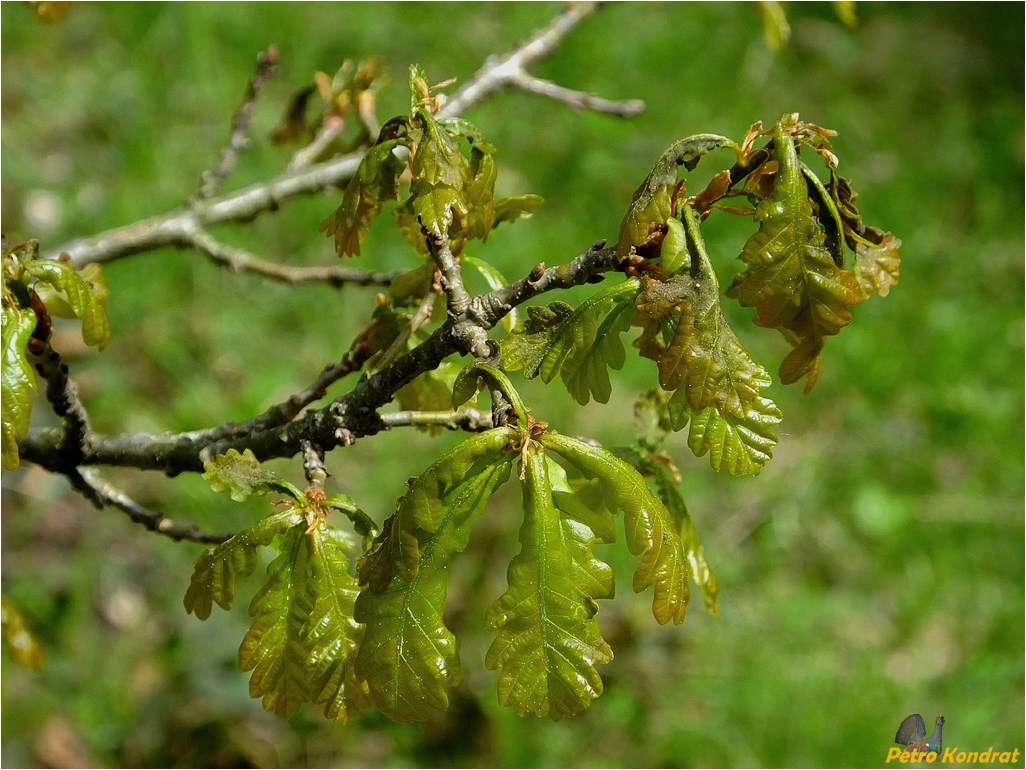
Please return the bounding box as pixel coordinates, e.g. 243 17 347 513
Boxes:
185 449 375 722
187 365 717 724
1 239 110 470
320 65 541 259
502 114 900 474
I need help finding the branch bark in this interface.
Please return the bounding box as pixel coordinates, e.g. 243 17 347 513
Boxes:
17 243 622 474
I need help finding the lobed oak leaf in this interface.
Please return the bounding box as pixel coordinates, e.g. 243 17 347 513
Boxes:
1 306 38 471
485 444 613 720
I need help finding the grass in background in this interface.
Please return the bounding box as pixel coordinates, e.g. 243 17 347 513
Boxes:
2 3 1022 767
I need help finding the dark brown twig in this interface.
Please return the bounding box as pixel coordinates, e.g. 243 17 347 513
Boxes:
69 467 230 544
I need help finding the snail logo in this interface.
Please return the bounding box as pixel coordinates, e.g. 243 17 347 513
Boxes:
895 713 945 755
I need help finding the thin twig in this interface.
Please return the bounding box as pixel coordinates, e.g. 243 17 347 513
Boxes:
185 226 397 287
49 2 624 269
438 2 639 119
380 407 493 432
197 45 280 200
508 72 645 117
69 467 231 544
288 115 346 171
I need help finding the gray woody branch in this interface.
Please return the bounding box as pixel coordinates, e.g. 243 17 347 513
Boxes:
18 242 622 475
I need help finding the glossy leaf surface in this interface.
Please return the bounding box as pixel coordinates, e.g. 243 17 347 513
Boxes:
485 444 613 720
636 207 782 474
23 259 110 350
540 431 689 625
666 388 781 476
1 306 38 471
617 133 737 257
183 509 303 620
236 522 369 722
356 428 515 722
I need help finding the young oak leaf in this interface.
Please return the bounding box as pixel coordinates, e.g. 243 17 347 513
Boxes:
728 122 864 388
540 431 689 625
202 448 303 503
320 138 408 257
22 259 110 350
183 508 303 620
636 208 781 473
1 306 38 471
650 466 719 615
854 228 902 298
501 280 642 406
355 430 515 723
358 426 516 585
666 388 781 476
485 444 613 720
617 133 738 257
302 526 371 722
561 292 636 405
238 526 313 720
546 456 616 601
499 301 576 381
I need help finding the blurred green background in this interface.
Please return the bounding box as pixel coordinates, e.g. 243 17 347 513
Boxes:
2 2 1022 767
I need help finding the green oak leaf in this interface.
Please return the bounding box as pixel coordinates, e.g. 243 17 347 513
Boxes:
540 430 689 625
1 305 38 471
300 526 370 722
854 228 902 298
202 448 303 503
183 509 303 620
238 526 313 719
23 259 110 350
562 292 635 405
485 443 613 720
617 133 738 257
493 194 544 227
321 138 408 257
355 429 515 723
501 280 641 405
666 388 781 476
649 464 719 615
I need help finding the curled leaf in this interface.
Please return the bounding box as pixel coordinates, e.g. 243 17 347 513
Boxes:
728 122 864 389
617 133 738 257
1 305 38 471
23 260 110 350
541 431 689 625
